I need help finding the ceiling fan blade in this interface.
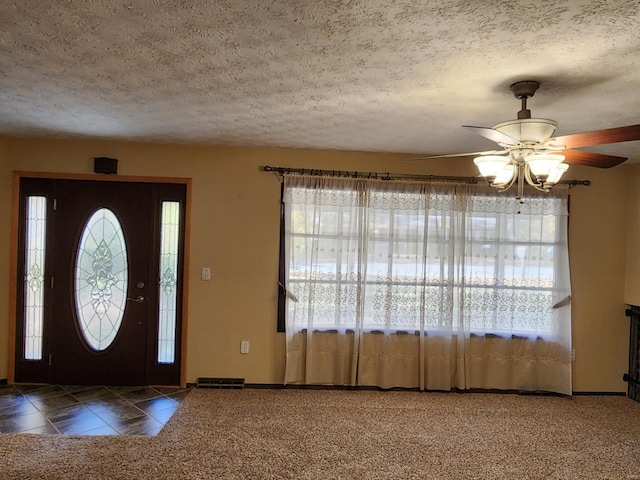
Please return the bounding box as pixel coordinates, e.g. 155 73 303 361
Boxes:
561 149 627 168
402 150 507 162
553 124 640 149
462 125 518 146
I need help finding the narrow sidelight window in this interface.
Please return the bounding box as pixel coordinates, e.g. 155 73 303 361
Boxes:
23 196 47 360
158 201 180 364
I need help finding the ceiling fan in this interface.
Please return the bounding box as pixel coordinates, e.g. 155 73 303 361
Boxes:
407 80 640 199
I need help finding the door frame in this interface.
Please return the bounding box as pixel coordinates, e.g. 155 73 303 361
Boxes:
8 171 192 387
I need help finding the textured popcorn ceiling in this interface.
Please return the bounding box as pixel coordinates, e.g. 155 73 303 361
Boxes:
1 1 640 162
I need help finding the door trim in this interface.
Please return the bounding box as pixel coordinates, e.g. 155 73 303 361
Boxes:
8 171 192 387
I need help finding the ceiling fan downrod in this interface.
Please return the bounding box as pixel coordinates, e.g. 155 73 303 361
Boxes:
510 80 540 120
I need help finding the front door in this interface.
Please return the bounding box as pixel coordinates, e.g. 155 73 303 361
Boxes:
14 177 187 386
51 180 153 385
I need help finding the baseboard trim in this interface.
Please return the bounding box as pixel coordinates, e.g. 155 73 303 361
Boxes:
572 391 626 396
246 384 622 396
5 380 624 396
245 383 285 389
245 384 418 391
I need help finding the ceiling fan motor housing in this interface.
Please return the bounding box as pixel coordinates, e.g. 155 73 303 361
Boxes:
493 118 558 144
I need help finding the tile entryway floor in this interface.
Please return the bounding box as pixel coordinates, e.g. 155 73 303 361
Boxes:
0 384 190 435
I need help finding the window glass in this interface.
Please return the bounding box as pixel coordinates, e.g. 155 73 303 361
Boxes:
23 196 47 360
285 182 568 337
75 208 128 351
158 201 180 364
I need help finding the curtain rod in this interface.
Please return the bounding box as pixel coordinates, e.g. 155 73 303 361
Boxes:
262 165 591 187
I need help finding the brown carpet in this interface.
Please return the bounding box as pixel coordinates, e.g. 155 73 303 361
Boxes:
1 388 640 479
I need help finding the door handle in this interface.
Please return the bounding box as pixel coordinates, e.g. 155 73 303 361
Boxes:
127 295 145 303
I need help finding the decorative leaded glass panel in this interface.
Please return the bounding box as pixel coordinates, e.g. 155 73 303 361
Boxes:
158 201 180 364
23 196 47 360
75 208 128 351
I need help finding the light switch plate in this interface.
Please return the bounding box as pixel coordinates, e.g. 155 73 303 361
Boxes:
240 340 250 354
201 267 211 281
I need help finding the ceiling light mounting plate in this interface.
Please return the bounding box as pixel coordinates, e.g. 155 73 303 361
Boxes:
510 80 540 99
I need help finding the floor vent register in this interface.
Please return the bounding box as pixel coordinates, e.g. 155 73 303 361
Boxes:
196 377 245 389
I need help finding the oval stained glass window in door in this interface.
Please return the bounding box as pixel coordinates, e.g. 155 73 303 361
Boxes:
74 208 128 351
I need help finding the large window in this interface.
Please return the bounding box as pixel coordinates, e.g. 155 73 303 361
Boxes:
283 175 571 339
282 174 572 393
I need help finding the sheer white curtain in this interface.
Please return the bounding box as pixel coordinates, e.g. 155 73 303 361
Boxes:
283 174 572 395
283 176 366 385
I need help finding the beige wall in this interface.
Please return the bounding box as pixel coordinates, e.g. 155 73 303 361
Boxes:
568 163 630 392
0 135 632 392
625 165 640 306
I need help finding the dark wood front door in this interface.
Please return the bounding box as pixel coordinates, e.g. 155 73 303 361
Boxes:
51 180 153 385
15 177 186 386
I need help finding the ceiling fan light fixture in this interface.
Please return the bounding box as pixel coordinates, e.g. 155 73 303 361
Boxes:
544 162 569 186
473 155 510 180
493 164 516 187
473 152 567 197
525 153 565 180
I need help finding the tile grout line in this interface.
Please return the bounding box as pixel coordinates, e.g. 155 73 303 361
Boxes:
102 387 147 435
20 389 63 434
64 386 119 435
34 385 96 435
3 385 189 436
104 386 169 435
20 387 59 424
80 386 156 435
19 385 134 436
